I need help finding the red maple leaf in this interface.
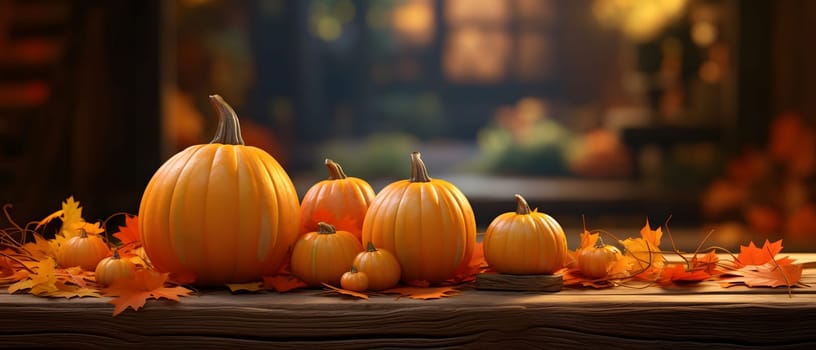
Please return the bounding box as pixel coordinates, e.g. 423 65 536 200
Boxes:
736 239 783 266
691 250 721 275
660 263 711 284
263 274 307 292
113 215 140 246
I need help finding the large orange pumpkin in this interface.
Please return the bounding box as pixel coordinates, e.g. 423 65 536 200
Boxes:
139 95 300 286
299 158 375 239
362 152 476 284
482 194 567 275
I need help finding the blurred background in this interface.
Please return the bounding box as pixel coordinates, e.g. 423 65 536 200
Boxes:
1 0 816 250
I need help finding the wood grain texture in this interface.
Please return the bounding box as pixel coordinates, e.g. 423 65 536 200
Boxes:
476 272 562 292
1 254 816 349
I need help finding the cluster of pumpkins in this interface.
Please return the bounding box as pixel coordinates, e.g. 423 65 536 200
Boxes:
137 95 581 289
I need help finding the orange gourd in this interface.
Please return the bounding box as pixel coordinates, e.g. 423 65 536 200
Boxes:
299 158 375 239
291 222 364 287
577 237 622 279
95 250 137 286
340 266 369 292
482 194 568 274
362 152 476 284
57 229 111 271
352 242 401 290
139 95 300 286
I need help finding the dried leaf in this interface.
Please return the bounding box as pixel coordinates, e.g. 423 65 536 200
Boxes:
620 237 663 280
322 283 369 299
660 263 711 284
113 215 141 246
692 250 721 275
450 242 486 283
49 281 102 298
35 209 63 230
226 281 264 293
21 233 55 261
382 286 460 300
720 261 803 288
579 229 599 250
103 269 192 316
640 218 663 248
9 258 57 295
263 274 307 292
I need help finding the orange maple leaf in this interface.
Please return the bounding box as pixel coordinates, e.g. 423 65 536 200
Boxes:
322 283 369 299
382 286 460 300
720 260 803 288
263 274 307 292
579 229 599 250
113 215 140 246
226 281 264 293
660 264 711 284
691 250 721 275
640 218 663 248
736 239 783 267
103 269 192 316
450 241 486 283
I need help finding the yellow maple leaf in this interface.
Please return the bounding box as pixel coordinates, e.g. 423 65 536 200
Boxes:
48 281 102 298
21 233 56 260
640 218 663 248
620 237 663 279
9 257 58 295
57 197 103 238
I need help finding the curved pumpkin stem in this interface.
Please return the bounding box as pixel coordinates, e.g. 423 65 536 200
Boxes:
208 94 245 145
409 152 431 183
325 159 347 180
317 222 336 234
112 249 121 259
350 265 359 273
595 236 606 248
366 241 377 252
514 194 532 215
78 228 89 239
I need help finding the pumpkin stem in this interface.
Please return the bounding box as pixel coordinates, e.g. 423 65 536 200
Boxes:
112 249 121 259
366 241 377 252
595 236 606 248
514 194 532 215
208 94 245 145
409 152 431 183
350 265 359 273
325 159 347 180
317 222 336 234
78 228 88 239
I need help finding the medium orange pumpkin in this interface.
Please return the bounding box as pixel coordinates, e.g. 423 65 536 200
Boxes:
340 266 369 292
352 242 401 290
139 95 300 286
291 222 364 287
95 250 136 286
577 237 622 279
57 229 111 271
482 194 568 275
362 152 476 284
299 158 375 239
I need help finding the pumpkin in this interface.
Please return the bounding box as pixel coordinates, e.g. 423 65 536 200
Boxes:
291 222 364 287
482 194 568 275
362 152 476 284
139 94 300 286
352 242 401 290
57 229 111 271
577 237 622 279
95 249 136 286
299 158 375 239
340 266 369 292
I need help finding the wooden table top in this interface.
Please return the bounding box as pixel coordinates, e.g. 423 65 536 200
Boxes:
2 254 816 349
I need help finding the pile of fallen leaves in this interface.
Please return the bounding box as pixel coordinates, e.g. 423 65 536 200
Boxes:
561 219 806 293
0 197 191 316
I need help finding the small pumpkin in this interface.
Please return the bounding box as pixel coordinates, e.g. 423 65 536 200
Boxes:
340 266 369 292
577 237 622 279
95 249 137 286
482 194 568 275
139 95 300 286
362 152 477 284
291 222 364 287
57 229 111 271
299 158 375 239
352 242 401 290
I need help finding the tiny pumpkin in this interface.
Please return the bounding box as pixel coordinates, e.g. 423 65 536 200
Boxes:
340 266 369 292
291 222 364 287
95 249 137 286
362 152 476 284
577 237 622 279
482 194 568 275
300 159 375 239
352 242 401 291
57 229 111 271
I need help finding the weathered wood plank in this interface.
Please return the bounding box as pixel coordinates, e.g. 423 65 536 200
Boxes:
476 272 563 292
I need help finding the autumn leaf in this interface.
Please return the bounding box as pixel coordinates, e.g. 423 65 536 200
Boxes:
720 260 803 288
113 215 141 246
620 237 663 280
9 257 58 295
226 281 264 293
21 233 55 261
579 229 599 250
0 253 29 284
103 269 192 316
382 286 460 300
49 281 102 298
321 283 369 300
691 250 721 275
450 241 486 283
736 239 784 267
659 264 711 284
35 209 63 230
561 269 616 289
57 196 103 238
640 218 663 248
263 274 307 292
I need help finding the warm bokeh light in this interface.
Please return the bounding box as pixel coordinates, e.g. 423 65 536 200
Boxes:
391 0 434 46
593 0 688 42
